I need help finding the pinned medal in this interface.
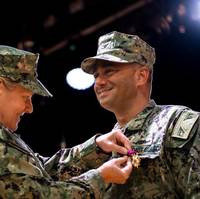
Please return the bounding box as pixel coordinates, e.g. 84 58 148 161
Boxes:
127 149 141 168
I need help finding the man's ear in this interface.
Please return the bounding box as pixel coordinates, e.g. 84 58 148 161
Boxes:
0 78 3 85
136 66 150 86
0 78 5 94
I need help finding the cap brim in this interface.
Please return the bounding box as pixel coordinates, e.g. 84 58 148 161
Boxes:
20 79 53 97
81 54 129 74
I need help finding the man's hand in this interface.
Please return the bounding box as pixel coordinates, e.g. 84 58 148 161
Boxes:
97 156 132 184
96 130 131 155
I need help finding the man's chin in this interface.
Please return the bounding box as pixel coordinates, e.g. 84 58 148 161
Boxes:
9 123 19 132
9 126 17 132
99 100 113 111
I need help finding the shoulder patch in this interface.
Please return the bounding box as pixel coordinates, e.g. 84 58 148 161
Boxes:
172 110 199 139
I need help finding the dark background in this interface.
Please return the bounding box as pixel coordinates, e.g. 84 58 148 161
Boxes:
1 0 200 156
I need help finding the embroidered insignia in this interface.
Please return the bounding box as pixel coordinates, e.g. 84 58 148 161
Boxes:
172 111 199 139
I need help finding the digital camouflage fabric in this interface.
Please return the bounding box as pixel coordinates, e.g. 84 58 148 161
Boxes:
0 45 52 97
105 101 200 198
80 31 200 198
61 100 200 198
81 31 155 74
0 127 107 199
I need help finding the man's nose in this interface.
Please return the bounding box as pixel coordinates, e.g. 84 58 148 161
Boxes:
95 75 107 86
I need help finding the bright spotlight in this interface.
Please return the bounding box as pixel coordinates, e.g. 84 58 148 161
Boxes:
191 1 200 20
66 68 95 90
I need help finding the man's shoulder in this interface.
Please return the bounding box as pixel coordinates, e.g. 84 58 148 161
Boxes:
156 104 199 126
158 104 193 111
171 109 199 139
163 107 200 149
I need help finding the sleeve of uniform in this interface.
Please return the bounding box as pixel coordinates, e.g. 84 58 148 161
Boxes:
164 109 200 198
0 169 106 199
45 135 110 180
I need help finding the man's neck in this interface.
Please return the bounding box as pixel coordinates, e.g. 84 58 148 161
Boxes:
115 98 150 127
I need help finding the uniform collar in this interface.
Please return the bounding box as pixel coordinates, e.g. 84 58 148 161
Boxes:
113 100 156 132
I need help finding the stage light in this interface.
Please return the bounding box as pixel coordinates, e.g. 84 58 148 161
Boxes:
66 68 94 90
191 1 200 20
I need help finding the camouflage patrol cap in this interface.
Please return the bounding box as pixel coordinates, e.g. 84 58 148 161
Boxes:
81 31 156 74
0 45 52 97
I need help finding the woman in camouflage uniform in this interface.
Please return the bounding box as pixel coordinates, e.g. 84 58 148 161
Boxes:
0 45 132 199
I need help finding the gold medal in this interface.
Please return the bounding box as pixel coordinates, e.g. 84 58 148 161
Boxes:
127 149 141 168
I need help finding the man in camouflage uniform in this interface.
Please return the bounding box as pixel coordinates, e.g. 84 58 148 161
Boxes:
0 45 133 198
79 31 200 198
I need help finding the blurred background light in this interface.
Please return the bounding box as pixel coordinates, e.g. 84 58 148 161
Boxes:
66 68 94 90
191 1 200 20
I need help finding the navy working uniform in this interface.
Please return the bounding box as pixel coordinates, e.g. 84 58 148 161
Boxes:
0 45 107 199
78 31 200 198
